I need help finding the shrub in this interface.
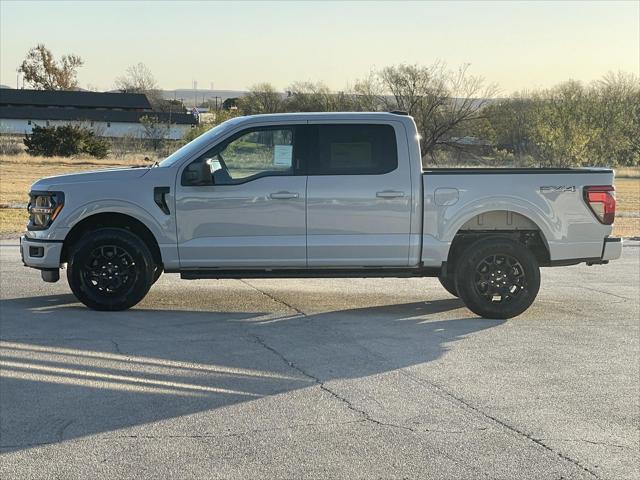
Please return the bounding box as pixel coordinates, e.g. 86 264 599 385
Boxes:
84 135 108 158
492 148 516 164
24 125 109 158
0 134 24 155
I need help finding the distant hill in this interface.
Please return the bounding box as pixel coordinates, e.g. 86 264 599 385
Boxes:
161 89 248 107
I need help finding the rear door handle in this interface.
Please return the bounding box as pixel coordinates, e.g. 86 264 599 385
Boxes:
270 191 299 199
376 191 405 199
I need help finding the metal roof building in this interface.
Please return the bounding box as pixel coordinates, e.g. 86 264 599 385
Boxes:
0 88 198 139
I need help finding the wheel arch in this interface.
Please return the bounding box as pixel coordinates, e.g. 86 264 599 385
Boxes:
445 209 551 271
61 212 162 267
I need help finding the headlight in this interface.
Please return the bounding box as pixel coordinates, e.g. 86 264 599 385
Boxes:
27 191 64 230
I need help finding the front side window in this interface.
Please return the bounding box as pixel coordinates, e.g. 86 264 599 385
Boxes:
185 127 296 185
309 124 398 175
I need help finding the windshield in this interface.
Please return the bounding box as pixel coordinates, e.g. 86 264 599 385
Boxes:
158 116 245 168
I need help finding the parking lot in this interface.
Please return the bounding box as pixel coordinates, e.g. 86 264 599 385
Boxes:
0 239 638 479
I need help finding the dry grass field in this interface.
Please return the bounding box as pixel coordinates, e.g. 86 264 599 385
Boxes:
0 154 148 236
614 175 640 238
1 155 638 238
0 153 148 206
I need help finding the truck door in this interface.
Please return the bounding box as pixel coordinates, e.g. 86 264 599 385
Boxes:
175 124 307 268
305 122 412 267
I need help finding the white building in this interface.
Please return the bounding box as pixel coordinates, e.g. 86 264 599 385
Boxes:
0 89 198 140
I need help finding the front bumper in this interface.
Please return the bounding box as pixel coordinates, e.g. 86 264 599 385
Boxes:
602 237 623 261
20 235 63 269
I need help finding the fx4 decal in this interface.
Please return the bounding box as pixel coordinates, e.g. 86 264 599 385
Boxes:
540 186 576 193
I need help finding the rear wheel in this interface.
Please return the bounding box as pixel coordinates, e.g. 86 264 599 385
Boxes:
67 228 155 311
455 237 540 319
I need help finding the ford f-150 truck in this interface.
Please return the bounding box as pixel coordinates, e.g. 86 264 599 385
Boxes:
21 112 622 318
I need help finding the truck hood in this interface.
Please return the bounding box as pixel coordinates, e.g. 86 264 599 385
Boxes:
31 167 150 191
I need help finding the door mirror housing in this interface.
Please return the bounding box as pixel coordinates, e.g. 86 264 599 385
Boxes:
182 160 213 186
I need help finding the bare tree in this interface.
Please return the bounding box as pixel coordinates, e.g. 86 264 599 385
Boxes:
416 64 498 159
348 74 387 111
354 63 497 160
115 62 158 93
285 81 342 112
238 83 283 114
381 63 447 115
18 44 84 90
140 115 169 151
115 63 164 109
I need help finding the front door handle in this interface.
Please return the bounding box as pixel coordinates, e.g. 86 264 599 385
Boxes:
270 191 299 200
376 191 405 199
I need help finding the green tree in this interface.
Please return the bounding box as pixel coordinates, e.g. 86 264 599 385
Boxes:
527 81 599 167
484 94 535 157
222 97 240 110
485 72 639 167
590 72 640 166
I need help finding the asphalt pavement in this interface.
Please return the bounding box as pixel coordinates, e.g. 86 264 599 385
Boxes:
1 239 638 479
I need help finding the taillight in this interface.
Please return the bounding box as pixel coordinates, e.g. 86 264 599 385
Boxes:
583 185 615 225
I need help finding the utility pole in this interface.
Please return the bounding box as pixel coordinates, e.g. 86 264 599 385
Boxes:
193 80 198 108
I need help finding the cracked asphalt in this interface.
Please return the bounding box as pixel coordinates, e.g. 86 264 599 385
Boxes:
0 239 638 479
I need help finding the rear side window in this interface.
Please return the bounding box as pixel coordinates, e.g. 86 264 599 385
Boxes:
309 124 398 175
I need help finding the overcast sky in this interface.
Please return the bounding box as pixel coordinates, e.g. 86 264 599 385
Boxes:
1 0 638 94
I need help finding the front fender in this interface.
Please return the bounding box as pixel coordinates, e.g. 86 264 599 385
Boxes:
60 199 172 245
56 199 180 271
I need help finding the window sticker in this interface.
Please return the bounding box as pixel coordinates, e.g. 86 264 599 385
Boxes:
273 144 293 167
330 142 372 169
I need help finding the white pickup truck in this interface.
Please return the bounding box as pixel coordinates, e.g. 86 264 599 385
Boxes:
21 112 622 318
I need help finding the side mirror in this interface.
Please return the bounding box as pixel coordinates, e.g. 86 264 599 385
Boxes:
182 160 213 186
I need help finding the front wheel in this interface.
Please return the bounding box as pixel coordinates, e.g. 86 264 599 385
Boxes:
455 237 540 319
151 265 163 284
438 273 458 297
67 228 155 311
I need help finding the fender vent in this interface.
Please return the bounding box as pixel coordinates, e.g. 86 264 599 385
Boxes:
154 187 170 215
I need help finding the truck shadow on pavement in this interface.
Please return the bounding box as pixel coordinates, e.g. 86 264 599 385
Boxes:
0 293 503 452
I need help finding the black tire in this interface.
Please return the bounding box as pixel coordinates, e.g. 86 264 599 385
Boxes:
67 228 155 311
438 273 459 297
151 265 163 284
455 237 540 319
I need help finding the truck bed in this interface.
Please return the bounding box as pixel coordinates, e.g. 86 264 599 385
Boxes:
423 167 613 175
420 167 616 266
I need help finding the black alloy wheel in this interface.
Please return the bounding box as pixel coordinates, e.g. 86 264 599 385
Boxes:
455 237 540 319
67 228 155 311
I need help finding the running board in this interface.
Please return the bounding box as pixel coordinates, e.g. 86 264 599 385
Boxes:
180 267 440 280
